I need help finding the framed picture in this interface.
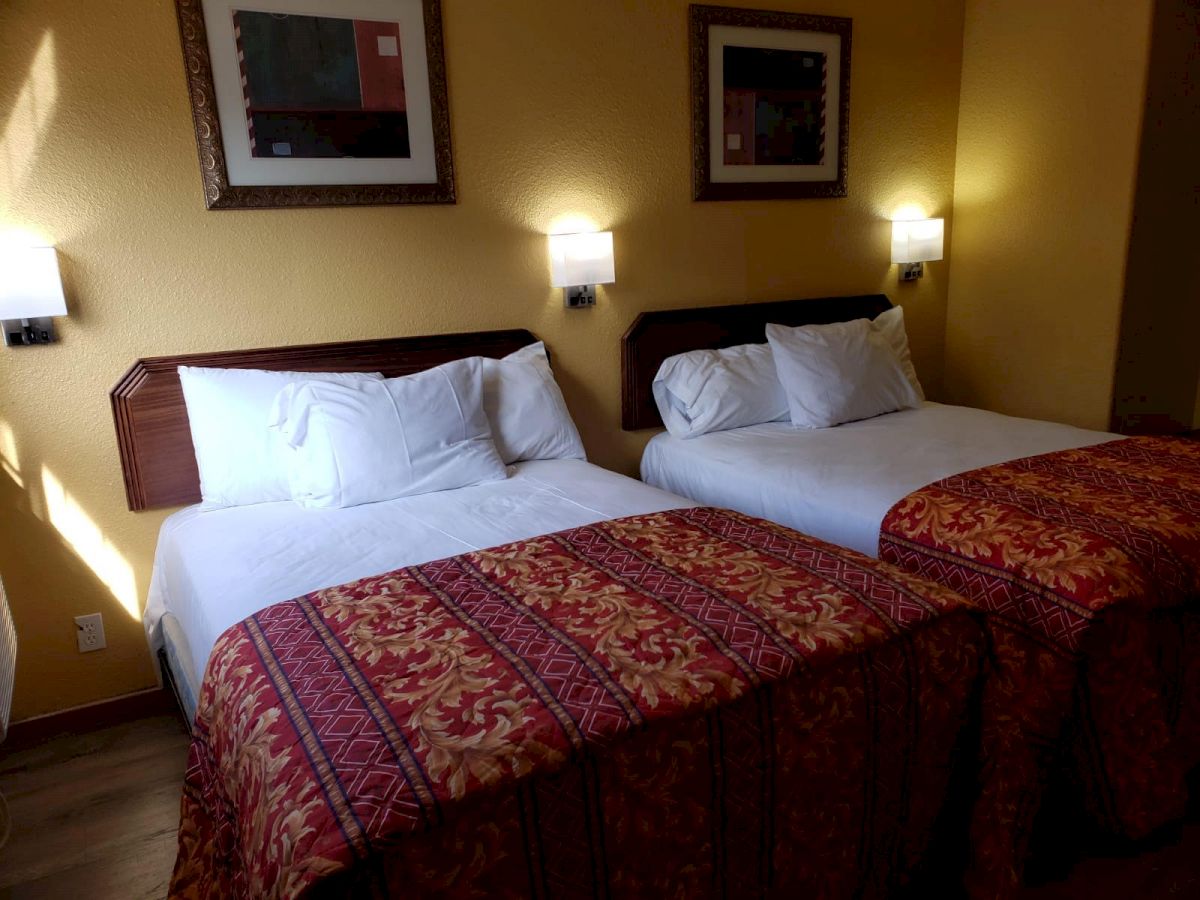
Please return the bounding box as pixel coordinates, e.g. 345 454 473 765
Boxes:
174 0 455 209
689 4 851 201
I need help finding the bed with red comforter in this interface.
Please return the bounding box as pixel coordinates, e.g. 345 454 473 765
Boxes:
171 507 985 899
881 436 1200 897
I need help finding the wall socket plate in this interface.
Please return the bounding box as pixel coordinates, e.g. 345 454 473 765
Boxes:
75 613 106 653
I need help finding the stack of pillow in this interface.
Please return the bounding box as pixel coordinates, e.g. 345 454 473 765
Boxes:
178 342 585 510
652 305 924 439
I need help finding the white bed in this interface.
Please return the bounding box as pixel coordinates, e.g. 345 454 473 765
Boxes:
146 459 693 720
641 402 1115 558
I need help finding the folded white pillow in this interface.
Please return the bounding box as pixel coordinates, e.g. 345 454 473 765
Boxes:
766 318 922 428
269 357 507 509
178 366 384 507
652 342 789 438
481 342 586 463
872 306 925 399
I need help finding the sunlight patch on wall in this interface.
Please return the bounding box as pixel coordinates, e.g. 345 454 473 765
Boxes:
0 421 21 489
0 31 59 209
41 466 139 619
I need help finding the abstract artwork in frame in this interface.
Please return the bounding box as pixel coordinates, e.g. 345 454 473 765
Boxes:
174 0 454 208
690 4 851 201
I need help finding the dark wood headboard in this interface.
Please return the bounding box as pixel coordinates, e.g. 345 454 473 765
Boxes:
111 329 537 511
621 294 893 430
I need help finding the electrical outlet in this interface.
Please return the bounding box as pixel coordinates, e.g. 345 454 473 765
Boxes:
75 613 106 653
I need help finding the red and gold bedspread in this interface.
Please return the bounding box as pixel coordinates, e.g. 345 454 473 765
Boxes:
880 436 1200 897
171 507 984 899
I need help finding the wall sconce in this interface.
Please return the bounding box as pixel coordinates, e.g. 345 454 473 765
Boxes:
1 246 68 346
890 218 944 282
549 231 615 309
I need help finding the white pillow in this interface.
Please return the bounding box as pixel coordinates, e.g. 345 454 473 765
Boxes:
765 319 922 429
481 342 586 464
178 366 384 507
872 306 925 399
269 357 507 509
652 342 789 438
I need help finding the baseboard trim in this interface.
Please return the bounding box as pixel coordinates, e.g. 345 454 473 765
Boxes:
6 687 178 750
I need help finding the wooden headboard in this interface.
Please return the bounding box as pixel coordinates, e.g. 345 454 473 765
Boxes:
111 329 537 511
621 294 893 430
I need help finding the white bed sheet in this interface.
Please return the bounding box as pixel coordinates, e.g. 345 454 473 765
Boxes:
145 459 693 691
641 402 1115 558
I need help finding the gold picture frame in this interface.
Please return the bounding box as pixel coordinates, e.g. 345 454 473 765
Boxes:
174 0 455 209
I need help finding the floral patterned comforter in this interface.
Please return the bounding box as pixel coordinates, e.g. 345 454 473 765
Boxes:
171 507 984 899
880 436 1200 897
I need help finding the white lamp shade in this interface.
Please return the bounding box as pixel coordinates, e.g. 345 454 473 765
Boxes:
549 231 615 287
0 246 67 319
890 218 944 264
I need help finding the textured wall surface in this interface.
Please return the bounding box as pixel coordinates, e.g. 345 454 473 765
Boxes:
1110 0 1200 434
0 0 965 719
945 0 1154 430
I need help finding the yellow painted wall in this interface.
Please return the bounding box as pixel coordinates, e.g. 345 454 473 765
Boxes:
1110 0 1200 435
0 0 965 720
944 0 1154 429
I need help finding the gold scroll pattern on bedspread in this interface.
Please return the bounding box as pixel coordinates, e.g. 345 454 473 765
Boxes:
880 436 1200 900
172 507 986 899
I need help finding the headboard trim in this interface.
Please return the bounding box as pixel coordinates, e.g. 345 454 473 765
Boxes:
112 329 537 511
620 294 893 430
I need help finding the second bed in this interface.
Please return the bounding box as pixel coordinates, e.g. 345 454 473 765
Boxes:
624 294 1200 896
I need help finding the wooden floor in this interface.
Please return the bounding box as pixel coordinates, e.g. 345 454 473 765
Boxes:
0 713 190 899
0 711 1197 898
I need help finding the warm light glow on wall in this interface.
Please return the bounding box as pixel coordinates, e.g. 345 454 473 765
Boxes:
41 466 139 619
890 203 930 222
0 32 58 206
0 421 21 489
546 214 601 236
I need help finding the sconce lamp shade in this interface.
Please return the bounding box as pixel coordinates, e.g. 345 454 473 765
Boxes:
549 231 615 287
890 218 944 264
0 246 67 319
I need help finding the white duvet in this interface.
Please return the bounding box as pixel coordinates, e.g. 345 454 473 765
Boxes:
145 459 692 691
642 402 1115 558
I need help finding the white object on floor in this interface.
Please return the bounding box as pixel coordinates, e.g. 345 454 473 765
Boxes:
144 459 694 693
0 575 14 744
0 574 14 849
642 402 1115 558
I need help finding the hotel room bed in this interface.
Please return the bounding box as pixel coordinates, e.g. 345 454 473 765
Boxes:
623 295 1200 896
147 458 690 721
642 401 1113 557
114 329 988 899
